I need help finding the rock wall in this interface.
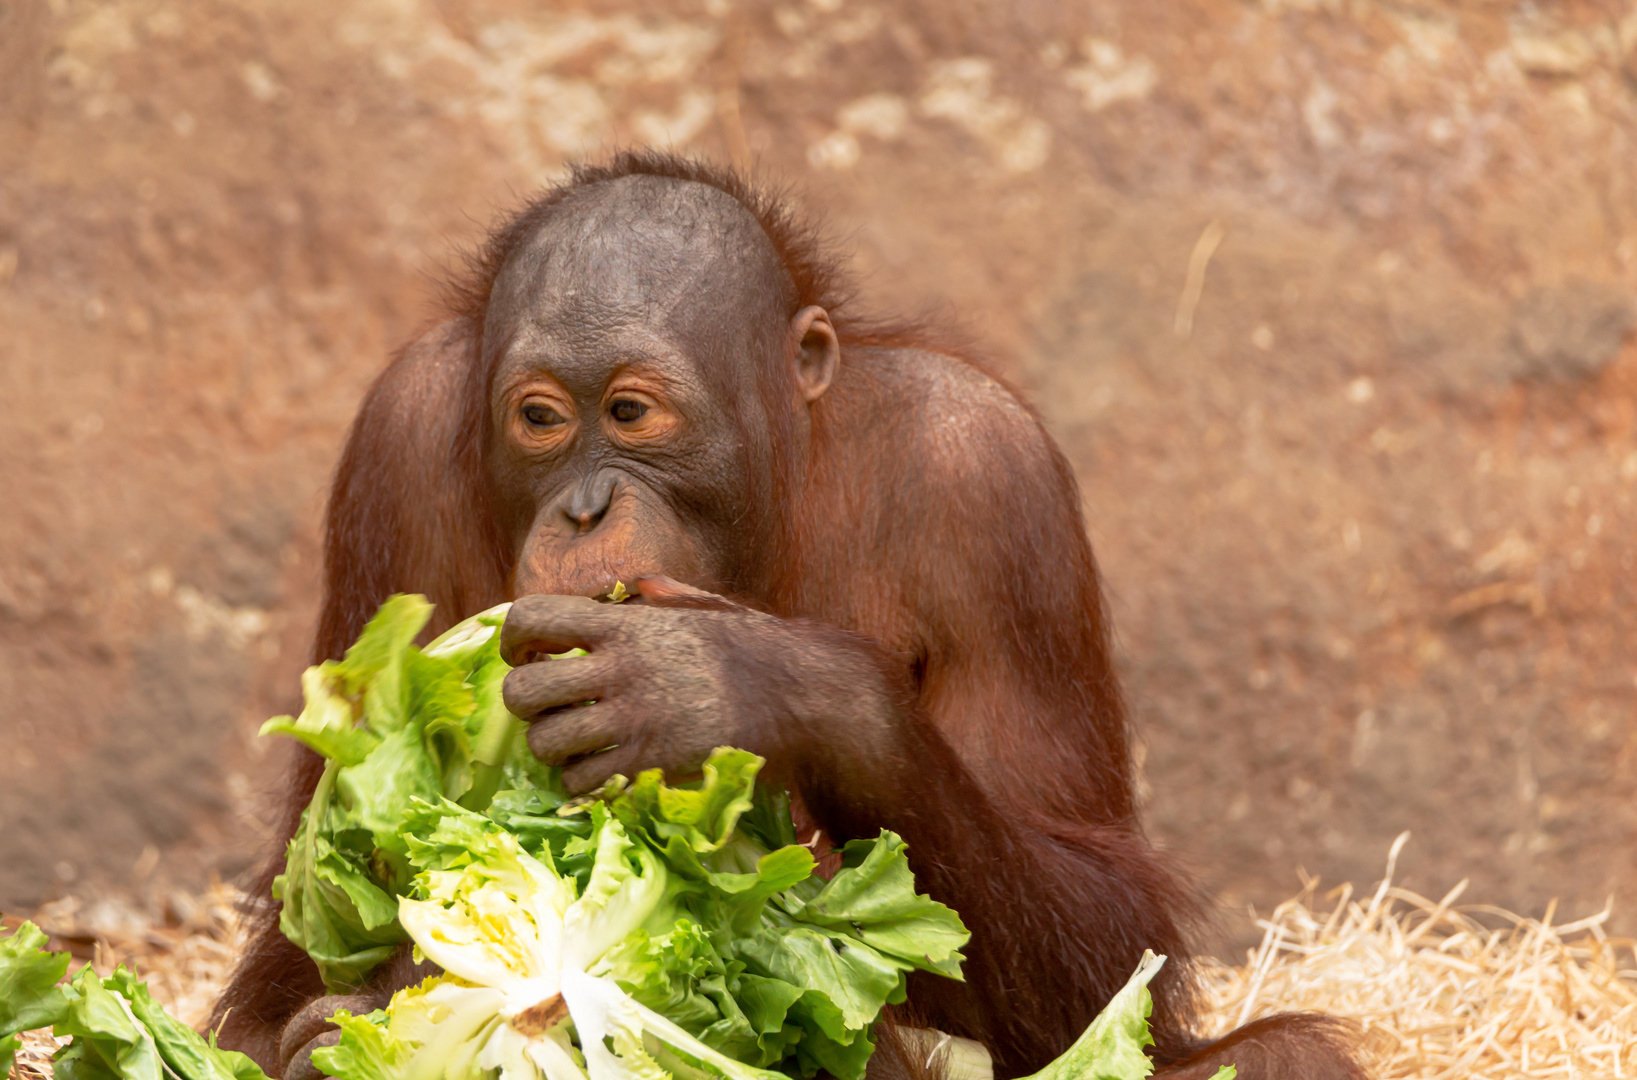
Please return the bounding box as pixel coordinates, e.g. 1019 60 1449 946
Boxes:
2 0 1635 952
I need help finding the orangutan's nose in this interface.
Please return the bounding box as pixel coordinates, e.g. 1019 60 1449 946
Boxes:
566 469 618 532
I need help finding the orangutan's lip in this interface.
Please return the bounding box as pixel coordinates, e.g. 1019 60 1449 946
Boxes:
513 573 656 604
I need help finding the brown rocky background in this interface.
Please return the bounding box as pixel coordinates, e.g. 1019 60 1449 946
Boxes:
2 0 1636 955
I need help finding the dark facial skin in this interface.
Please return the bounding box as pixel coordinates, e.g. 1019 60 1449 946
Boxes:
483 177 836 606
484 179 851 793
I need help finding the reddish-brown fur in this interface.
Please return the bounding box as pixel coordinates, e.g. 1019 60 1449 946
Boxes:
212 152 1364 1080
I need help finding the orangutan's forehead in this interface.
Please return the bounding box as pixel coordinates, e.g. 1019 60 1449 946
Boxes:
490 176 788 326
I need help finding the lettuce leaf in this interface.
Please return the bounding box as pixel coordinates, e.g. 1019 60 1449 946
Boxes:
102 970 268 1080
798 834 968 978
265 597 973 1080
308 1009 407 1080
1 922 71 1037
316 793 788 1080
310 741 969 1080
265 599 518 991
0 923 272 1080
1015 952 1234 1080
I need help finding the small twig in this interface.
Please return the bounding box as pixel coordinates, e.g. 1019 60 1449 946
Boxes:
1173 218 1226 339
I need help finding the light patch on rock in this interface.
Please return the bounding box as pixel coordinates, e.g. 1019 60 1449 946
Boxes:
1509 26 1597 77
827 6 883 45
144 8 185 40
919 58 1051 173
1260 0 1343 12
632 89 717 149
1383 10 1459 65
521 81 610 160
336 4 722 182
811 94 908 168
241 62 283 104
1547 81 1593 120
595 19 721 85
1064 37 1157 112
1475 532 1536 577
773 7 808 38
173 584 270 649
1426 116 1457 145
1302 79 1344 149
838 93 909 141
807 129 861 171
63 4 138 60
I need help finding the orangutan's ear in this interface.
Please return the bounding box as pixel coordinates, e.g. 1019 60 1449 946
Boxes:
790 305 839 404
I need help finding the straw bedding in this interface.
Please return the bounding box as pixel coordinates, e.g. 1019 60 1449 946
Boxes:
9 836 1636 1079
1198 834 1637 1078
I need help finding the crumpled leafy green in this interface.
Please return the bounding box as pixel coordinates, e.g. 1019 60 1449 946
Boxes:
1015 952 1235 1080
1 922 72 1039
0 923 270 1080
262 597 522 991
309 746 968 1080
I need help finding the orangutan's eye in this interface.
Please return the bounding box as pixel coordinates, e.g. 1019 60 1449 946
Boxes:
609 399 648 423
523 403 566 428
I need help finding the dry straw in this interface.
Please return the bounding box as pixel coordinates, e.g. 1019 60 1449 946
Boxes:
10 837 1637 1080
1198 833 1637 1078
